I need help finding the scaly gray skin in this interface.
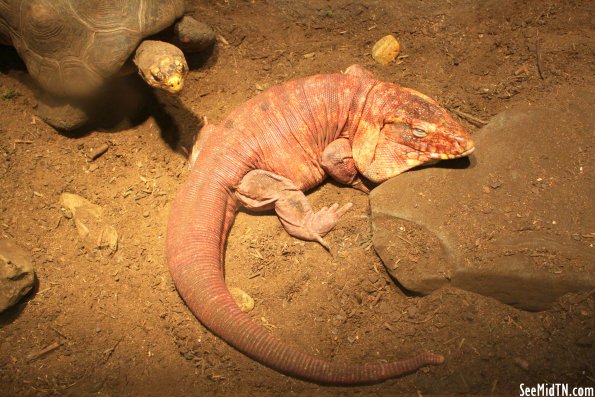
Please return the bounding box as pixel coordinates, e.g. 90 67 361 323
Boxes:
166 65 474 385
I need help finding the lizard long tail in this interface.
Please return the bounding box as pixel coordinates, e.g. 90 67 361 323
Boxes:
166 168 444 385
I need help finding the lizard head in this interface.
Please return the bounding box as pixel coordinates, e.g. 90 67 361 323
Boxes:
352 86 475 183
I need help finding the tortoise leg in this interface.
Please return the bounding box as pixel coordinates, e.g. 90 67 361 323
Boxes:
36 93 89 131
173 16 216 53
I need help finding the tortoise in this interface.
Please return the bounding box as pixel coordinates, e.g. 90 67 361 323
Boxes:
0 0 215 130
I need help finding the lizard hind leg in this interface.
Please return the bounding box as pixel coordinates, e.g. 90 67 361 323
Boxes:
236 170 353 250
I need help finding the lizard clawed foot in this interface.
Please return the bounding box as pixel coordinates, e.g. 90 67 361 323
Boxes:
238 170 354 251
303 202 353 250
352 178 371 194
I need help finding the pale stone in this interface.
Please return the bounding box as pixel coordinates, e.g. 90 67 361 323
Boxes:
372 35 400 65
60 193 118 253
229 287 255 313
0 239 35 312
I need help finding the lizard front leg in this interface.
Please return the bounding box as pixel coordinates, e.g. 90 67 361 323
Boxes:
236 170 352 249
321 138 370 193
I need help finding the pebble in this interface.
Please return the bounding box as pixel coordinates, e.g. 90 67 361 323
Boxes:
229 287 254 313
372 34 400 65
89 143 109 161
513 357 529 371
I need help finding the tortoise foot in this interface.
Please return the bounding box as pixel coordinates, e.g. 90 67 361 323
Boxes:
37 95 88 131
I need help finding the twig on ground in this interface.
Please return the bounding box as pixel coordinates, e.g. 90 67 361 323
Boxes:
13 139 33 149
26 341 63 361
451 109 488 127
452 108 488 126
396 234 413 246
536 30 545 79
103 338 123 362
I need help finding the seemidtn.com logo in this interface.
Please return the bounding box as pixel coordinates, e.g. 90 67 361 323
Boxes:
520 384 594 397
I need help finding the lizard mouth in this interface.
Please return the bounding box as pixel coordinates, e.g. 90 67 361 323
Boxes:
427 146 475 160
424 136 475 160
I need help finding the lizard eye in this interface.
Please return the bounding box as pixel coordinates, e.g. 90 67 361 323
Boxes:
413 128 428 138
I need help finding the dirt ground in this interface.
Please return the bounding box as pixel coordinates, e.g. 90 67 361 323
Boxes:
1 0 593 396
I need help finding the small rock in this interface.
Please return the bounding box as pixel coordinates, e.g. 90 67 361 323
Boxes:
406 306 418 319
0 239 35 312
490 180 503 189
60 193 118 253
229 287 254 313
89 143 109 161
372 34 400 65
513 357 529 371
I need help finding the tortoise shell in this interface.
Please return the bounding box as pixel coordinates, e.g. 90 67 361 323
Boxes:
0 0 185 97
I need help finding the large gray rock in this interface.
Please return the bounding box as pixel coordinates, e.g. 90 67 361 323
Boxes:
371 89 594 311
0 239 35 312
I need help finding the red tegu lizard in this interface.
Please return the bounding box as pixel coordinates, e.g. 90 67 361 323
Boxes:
166 65 475 385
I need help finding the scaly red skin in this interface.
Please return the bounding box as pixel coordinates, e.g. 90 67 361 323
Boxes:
166 65 474 385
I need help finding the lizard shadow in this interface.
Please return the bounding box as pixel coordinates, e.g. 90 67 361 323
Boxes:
413 155 474 171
